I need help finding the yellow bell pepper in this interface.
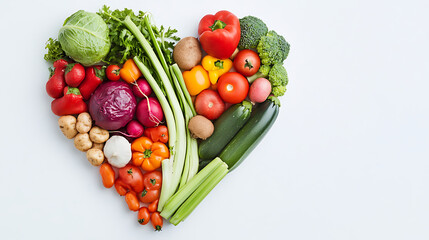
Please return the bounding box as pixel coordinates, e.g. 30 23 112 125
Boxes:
202 55 233 84
182 65 210 96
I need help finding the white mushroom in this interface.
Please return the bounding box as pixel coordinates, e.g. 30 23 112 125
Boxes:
103 136 132 168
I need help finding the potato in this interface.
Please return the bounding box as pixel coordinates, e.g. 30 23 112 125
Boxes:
58 115 78 139
89 126 109 143
86 148 104 166
74 133 93 152
173 37 202 71
76 112 92 133
91 142 104 150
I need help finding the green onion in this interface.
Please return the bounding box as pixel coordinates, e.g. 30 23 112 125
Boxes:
172 64 196 116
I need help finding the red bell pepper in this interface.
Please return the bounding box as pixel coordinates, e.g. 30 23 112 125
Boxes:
198 10 241 59
114 165 144 196
79 66 106 100
46 59 68 98
51 87 88 116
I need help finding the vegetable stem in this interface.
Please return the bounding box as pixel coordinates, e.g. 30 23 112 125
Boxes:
169 161 228 225
160 158 224 219
172 64 196 116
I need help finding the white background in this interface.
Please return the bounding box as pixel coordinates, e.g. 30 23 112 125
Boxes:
0 0 428 239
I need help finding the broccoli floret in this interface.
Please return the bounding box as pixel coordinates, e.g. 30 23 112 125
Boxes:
247 64 271 83
238 16 268 49
257 30 290 65
268 63 288 86
272 85 287 97
259 64 271 76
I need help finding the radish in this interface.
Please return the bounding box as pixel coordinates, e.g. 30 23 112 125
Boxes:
126 120 144 138
132 79 152 98
249 78 272 103
136 97 164 127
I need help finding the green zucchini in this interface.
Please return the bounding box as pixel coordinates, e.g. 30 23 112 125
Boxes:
198 101 253 160
219 97 280 170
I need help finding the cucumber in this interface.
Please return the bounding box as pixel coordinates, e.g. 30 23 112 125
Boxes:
198 101 253 160
219 97 280 170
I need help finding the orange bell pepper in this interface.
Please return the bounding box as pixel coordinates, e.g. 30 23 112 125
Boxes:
131 137 169 171
120 59 142 84
182 65 210 96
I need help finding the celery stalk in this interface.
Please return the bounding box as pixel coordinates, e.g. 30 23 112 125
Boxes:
160 158 224 219
169 162 229 225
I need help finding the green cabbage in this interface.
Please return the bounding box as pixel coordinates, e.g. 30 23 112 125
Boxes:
58 10 110 66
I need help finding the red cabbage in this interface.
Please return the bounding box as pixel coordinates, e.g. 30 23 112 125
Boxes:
89 81 136 130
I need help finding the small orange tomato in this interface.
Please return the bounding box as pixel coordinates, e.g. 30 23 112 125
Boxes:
137 207 150 225
151 212 163 231
99 163 115 188
125 192 140 212
148 199 159 213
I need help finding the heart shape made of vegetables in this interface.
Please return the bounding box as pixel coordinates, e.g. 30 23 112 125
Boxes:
44 6 289 231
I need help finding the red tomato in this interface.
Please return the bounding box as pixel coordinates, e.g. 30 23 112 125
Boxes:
125 192 140 211
139 189 160 203
143 171 162 190
233 50 260 77
106 65 121 81
148 200 159 213
217 72 249 104
137 207 150 225
151 212 163 231
195 89 225 120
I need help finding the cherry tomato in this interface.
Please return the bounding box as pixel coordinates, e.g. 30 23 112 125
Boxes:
125 192 140 211
143 171 162 190
148 199 159 213
195 89 225 120
139 189 160 203
151 212 163 231
217 72 249 104
106 65 121 81
233 49 260 77
137 207 150 225
99 163 115 188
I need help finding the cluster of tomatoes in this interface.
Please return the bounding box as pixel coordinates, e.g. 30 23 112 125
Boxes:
99 162 164 231
190 49 261 121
